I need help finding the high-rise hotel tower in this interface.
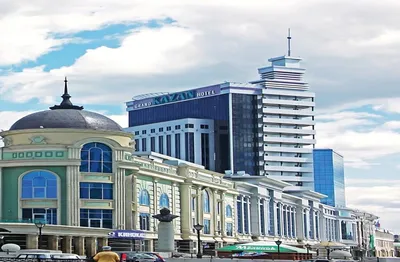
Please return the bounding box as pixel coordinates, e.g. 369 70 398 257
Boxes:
125 54 316 190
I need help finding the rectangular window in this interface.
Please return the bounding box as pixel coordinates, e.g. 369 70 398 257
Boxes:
158 136 164 154
22 208 57 225
159 127 163 132
140 213 150 231
135 139 139 151
166 135 172 156
226 223 233 236
150 129 155 133
203 219 211 234
185 123 194 128
141 138 147 151
185 132 194 162
134 131 139 135
175 125 181 130
80 183 113 200
150 137 156 152
201 133 210 169
167 126 172 131
191 197 196 212
200 124 209 129
175 134 181 158
80 209 112 229
277 206 282 236
142 130 146 135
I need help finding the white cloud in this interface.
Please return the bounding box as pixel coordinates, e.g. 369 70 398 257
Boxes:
346 181 400 232
315 110 400 168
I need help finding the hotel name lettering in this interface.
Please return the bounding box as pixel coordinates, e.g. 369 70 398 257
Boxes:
133 89 217 109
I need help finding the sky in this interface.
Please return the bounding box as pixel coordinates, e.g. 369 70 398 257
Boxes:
1 0 400 232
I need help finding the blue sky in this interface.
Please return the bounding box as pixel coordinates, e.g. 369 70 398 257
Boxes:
1 0 400 231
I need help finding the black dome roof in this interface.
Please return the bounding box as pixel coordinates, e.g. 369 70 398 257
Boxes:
9 78 123 132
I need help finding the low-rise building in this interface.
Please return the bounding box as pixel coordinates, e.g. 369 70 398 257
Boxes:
375 228 394 257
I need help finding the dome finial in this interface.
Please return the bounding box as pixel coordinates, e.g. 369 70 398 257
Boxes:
50 77 84 110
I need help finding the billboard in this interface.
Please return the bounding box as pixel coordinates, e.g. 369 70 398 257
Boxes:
108 230 145 239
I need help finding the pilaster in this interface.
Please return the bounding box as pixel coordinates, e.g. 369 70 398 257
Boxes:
125 175 134 229
86 237 97 257
48 236 59 250
26 235 38 249
273 200 278 236
197 187 202 223
75 237 85 256
292 208 297 238
114 168 126 229
220 192 226 237
66 165 80 226
180 183 192 237
63 236 73 253
250 196 260 237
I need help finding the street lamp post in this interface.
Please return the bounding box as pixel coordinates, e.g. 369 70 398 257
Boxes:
194 224 204 259
275 240 282 259
34 221 46 249
305 244 312 258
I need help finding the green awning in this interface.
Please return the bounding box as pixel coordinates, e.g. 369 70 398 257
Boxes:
218 242 315 254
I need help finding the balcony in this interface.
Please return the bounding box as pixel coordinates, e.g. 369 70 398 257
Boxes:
263 165 313 173
262 98 315 108
263 136 316 145
263 155 313 163
262 127 316 135
264 147 313 154
262 107 314 117
262 117 315 126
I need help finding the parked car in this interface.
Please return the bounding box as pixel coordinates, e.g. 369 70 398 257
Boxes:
116 252 157 262
16 253 81 259
144 252 165 262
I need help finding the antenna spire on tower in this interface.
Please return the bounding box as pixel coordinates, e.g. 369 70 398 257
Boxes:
287 28 292 56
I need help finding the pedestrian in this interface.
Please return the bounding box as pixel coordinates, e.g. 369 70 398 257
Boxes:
93 246 120 262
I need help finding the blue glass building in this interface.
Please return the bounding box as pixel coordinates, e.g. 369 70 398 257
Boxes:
313 149 346 207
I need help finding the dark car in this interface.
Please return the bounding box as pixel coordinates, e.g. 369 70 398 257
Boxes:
145 252 165 262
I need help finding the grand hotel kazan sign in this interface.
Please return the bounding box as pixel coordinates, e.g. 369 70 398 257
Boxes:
132 85 220 110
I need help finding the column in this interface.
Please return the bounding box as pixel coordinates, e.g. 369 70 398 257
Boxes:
273 200 279 236
86 237 97 257
313 211 317 240
212 189 218 235
287 207 292 238
75 237 85 256
98 238 108 248
179 183 192 237
220 193 226 237
280 203 284 237
66 166 80 226
172 183 177 229
292 208 297 238
125 175 135 229
153 179 159 231
305 208 310 239
48 236 59 250
197 186 202 223
26 235 38 249
63 236 73 253
250 196 260 236
114 168 126 229
246 197 251 234
265 197 271 235
295 206 304 240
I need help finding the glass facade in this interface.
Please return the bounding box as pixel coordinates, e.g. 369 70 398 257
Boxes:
129 94 229 126
313 149 346 207
80 142 113 173
21 170 57 199
185 132 194 163
231 94 258 175
80 209 112 228
166 135 172 156
80 183 113 200
175 133 181 158
22 208 57 224
201 133 210 169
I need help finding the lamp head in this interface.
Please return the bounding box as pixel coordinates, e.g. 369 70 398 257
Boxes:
194 224 204 231
305 244 311 249
275 240 282 246
34 221 46 229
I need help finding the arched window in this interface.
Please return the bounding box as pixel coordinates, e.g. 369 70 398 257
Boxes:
21 170 57 199
80 142 112 173
203 190 210 213
226 205 232 217
139 190 150 206
159 193 169 208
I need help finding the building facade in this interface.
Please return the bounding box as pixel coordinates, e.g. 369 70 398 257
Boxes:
126 54 316 190
313 149 346 207
374 228 394 257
